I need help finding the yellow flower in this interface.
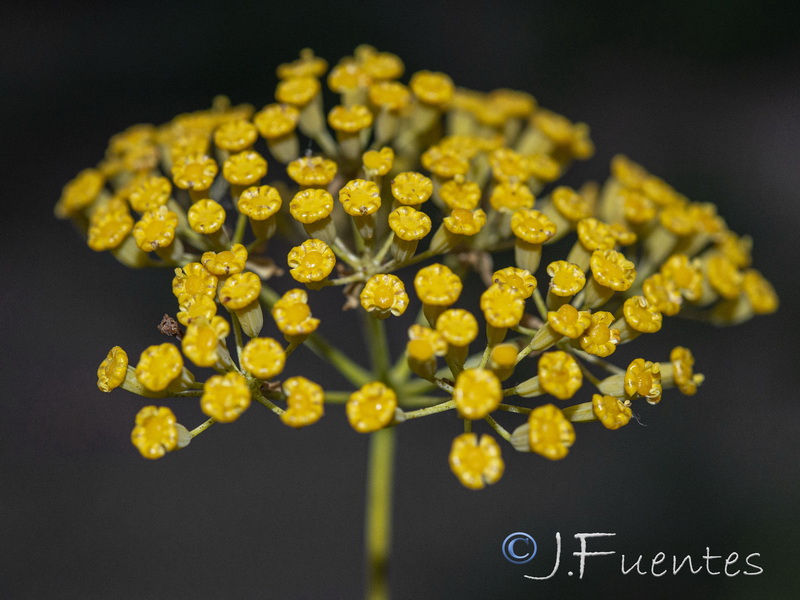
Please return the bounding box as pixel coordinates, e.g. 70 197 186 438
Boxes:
706 252 743 300
547 304 592 339
347 382 397 433
131 406 179 459
510 209 557 243
436 309 478 347
237 185 282 221
368 81 411 112
172 262 218 302
287 239 336 283
97 346 128 392
328 60 371 94
218 272 261 310
489 181 535 212
742 269 779 314
272 289 320 336
362 50 404 80
538 351 583 400
414 264 462 306
492 267 537 299
526 153 562 182
213 119 257 153
282 376 325 428
135 343 184 392
666 346 704 396
551 186 594 223
362 147 395 175
132 206 178 251
56 168 105 217
277 49 328 79
579 311 620 357
328 104 373 133
360 274 409 319
480 284 525 329
287 156 338 187
716 231 752 268
223 150 268 187
520 404 575 460
182 315 230 368
453 368 502 419
87 200 134 252
176 293 217 326
449 433 504 490
254 103 300 139
409 70 454 106
443 207 487 235
611 155 649 189
388 206 432 241
128 176 172 213
275 76 320 107
661 254 703 302
642 273 683 316
339 179 382 216
201 372 251 423
407 324 447 361
188 199 226 234
242 337 286 379
489 147 530 182
619 295 663 337
171 154 218 192
622 188 657 224
391 172 433 206
546 260 586 297
624 358 662 404
439 176 482 210
589 249 636 291
289 188 334 223
202 244 248 276
592 394 632 430
575 217 616 255
420 144 470 179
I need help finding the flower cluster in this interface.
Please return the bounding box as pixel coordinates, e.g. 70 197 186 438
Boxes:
63 46 776 486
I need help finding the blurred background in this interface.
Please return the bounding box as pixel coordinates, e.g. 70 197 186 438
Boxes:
2 0 799 598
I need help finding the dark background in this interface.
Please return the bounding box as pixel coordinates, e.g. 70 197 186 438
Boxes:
2 1 799 598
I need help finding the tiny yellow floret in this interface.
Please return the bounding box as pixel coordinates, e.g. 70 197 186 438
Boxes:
360 274 409 319
347 382 397 433
201 372 251 423
219 272 261 310
449 433 504 490
391 172 433 205
453 369 502 419
592 394 632 430
242 337 286 380
527 404 575 460
287 239 336 283
135 343 184 392
202 244 248 276
97 346 128 392
537 351 583 400
131 406 179 460
282 376 325 428
271 289 320 336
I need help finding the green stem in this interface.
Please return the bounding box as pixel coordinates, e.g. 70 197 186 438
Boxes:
232 212 248 245
365 427 395 600
365 313 391 383
403 399 456 419
189 417 216 437
253 389 285 415
484 413 512 442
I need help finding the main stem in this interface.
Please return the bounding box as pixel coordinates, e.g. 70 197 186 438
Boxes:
365 426 395 600
363 311 395 599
